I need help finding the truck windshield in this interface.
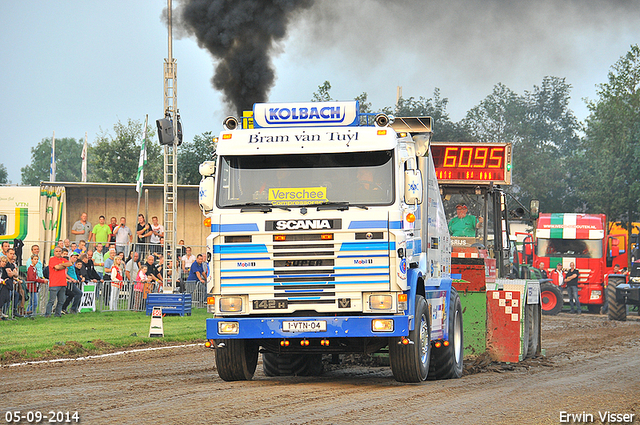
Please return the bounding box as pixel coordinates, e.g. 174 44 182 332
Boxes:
217 150 394 208
536 238 603 258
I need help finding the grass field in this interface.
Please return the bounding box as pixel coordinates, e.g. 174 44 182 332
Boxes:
0 309 208 363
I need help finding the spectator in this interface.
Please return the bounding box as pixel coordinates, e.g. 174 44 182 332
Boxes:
93 243 105 278
113 217 133 257
63 239 71 250
565 262 580 314
187 254 207 297
30 244 44 278
0 256 14 319
77 240 87 254
102 246 116 306
537 262 548 279
26 254 47 317
110 256 124 310
125 251 140 282
136 214 153 258
108 216 118 246
144 255 162 289
83 252 102 283
89 215 111 253
7 248 25 317
150 216 164 255
1 241 11 256
61 252 82 314
71 212 92 243
176 240 186 265
182 247 196 281
45 247 72 317
133 264 149 310
70 242 78 253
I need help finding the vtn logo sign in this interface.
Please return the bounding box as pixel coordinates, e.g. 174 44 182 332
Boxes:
237 262 256 268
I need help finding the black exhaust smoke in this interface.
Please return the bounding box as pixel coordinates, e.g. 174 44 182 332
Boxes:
176 0 314 117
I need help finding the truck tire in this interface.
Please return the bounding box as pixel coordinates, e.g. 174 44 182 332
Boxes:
607 277 627 321
262 353 324 376
389 295 431 382
540 283 563 315
428 288 463 379
215 339 259 381
525 303 540 358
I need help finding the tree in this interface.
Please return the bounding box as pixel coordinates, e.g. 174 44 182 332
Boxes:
579 44 640 251
178 132 217 185
0 164 7 184
21 137 83 185
311 81 333 102
383 89 471 141
89 119 162 184
462 80 580 212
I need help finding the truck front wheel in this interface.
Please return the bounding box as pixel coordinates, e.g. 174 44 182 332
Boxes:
429 288 463 379
389 295 431 382
607 277 627 321
540 283 563 315
215 339 259 381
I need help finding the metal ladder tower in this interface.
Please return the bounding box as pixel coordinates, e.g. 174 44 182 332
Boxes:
162 0 178 293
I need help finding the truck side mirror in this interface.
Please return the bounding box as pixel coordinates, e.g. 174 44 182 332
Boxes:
404 169 423 205
530 199 540 219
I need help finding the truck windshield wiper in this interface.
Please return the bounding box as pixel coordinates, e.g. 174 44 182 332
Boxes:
316 201 368 211
227 202 291 212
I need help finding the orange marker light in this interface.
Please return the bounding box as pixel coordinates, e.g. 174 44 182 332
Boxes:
320 233 333 240
398 294 408 303
204 217 211 227
274 235 286 242
406 213 416 223
222 134 232 139
377 130 387 136
401 337 410 345
435 341 442 348
443 340 450 347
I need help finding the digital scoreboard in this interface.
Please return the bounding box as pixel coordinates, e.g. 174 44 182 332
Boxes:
431 142 512 185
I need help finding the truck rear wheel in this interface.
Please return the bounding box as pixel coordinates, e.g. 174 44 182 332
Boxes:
607 277 627 321
389 295 431 382
540 283 563 315
262 353 324 376
215 339 259 381
429 288 463 379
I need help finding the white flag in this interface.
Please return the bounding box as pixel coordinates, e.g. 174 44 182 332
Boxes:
81 132 88 183
50 131 56 182
136 117 148 193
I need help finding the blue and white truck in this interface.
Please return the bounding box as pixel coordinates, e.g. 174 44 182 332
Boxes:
198 101 463 382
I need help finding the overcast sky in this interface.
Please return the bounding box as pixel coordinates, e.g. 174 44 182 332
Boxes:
2 0 640 184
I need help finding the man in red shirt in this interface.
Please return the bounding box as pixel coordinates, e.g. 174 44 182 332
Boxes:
45 247 72 317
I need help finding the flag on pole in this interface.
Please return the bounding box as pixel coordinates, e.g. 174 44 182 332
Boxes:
50 131 56 182
136 116 148 193
81 132 88 183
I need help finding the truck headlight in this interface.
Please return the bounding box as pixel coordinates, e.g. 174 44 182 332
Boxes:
218 322 239 334
219 297 243 312
369 294 393 310
590 290 602 300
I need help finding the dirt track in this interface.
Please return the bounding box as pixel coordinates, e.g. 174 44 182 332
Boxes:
2 312 639 425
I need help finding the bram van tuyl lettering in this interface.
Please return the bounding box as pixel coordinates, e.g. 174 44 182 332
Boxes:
559 411 636 423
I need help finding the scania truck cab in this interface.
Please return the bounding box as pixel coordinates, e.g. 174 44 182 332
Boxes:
198 101 463 382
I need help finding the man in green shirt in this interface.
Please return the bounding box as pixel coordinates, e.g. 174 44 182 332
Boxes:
89 215 111 253
448 204 482 237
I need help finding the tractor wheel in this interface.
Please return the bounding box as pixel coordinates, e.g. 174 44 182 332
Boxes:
262 353 324 377
389 295 431 382
429 288 463 379
215 339 259 381
607 277 627 321
540 283 563 315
